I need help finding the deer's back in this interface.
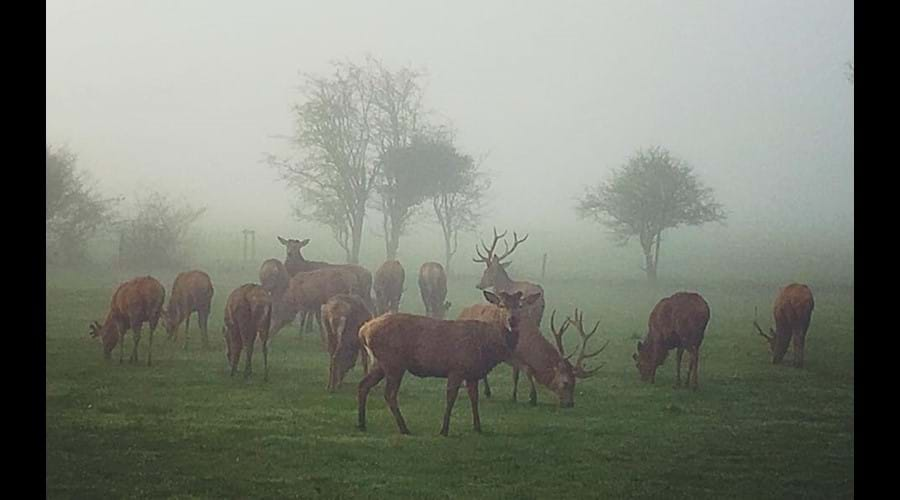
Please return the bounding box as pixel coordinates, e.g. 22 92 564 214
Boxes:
375 261 405 295
172 270 213 308
112 276 165 323
774 283 814 334
259 259 289 295
648 292 710 349
225 284 272 338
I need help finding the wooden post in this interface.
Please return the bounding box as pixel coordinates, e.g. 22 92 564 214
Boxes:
541 253 548 281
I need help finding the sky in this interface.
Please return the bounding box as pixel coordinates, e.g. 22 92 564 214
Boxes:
46 0 854 274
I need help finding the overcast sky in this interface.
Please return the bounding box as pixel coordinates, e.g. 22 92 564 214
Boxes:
46 0 853 247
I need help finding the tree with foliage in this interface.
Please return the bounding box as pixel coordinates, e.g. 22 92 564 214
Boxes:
46 145 116 264
118 191 206 269
576 146 725 284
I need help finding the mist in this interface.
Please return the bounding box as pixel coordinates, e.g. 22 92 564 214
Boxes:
46 0 854 286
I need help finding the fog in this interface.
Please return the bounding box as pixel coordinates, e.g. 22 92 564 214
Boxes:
46 0 854 285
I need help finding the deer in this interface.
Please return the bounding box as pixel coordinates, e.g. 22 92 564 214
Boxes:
164 270 214 350
259 258 290 298
473 228 545 327
277 236 375 327
458 306 606 407
418 262 451 320
223 283 272 381
753 283 814 368
633 292 710 390
374 260 405 316
269 268 356 345
88 276 165 366
357 290 542 436
321 294 374 392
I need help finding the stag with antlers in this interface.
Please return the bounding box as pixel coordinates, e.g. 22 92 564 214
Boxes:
473 227 545 327
753 283 814 368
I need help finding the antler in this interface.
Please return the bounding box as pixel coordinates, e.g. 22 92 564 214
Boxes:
473 227 508 264
567 308 609 378
549 310 571 357
495 231 528 263
753 306 774 340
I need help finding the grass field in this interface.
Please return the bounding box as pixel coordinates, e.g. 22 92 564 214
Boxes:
46 265 854 499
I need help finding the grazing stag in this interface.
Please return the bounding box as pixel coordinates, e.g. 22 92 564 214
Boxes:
418 262 451 319
164 270 214 350
88 276 165 366
358 290 541 436
374 260 405 316
753 283 814 368
278 236 375 324
473 228 545 327
259 258 290 297
633 292 710 390
321 294 373 392
223 284 272 381
459 307 606 407
269 268 356 344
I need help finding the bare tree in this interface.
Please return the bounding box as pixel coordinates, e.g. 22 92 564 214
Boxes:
576 146 725 284
118 191 206 269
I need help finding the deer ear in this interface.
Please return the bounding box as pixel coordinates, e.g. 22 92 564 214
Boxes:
299 239 310 247
501 261 512 269
522 292 542 306
483 290 501 305
278 236 288 245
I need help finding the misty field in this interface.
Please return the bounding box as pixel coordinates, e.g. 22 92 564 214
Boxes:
46 266 853 499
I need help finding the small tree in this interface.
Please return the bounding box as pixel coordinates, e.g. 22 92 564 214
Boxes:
118 191 206 269
576 146 725 284
45 145 116 264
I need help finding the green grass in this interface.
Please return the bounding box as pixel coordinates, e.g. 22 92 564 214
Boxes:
46 266 853 499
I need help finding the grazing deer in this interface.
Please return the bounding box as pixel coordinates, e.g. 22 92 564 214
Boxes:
459 307 606 407
753 283 814 368
223 284 272 381
277 236 375 325
259 258 290 297
473 228 545 327
633 292 710 390
358 290 541 436
164 270 214 350
374 260 405 316
88 276 165 366
269 268 356 344
418 262 451 319
321 294 373 392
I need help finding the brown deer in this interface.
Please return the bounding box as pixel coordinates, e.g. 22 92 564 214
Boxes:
88 276 165 366
259 258 290 297
223 284 272 381
458 307 606 407
374 260 405 316
321 294 373 392
278 236 375 325
357 290 541 436
418 262 451 319
473 228 545 327
269 268 356 344
633 292 710 390
753 283 814 368
164 270 214 350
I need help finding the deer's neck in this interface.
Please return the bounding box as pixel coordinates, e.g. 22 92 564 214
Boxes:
492 267 515 290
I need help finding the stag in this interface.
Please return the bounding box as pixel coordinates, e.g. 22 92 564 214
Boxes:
418 262 451 319
269 268 356 345
374 260 405 316
223 284 272 381
321 294 373 392
357 291 541 436
633 292 710 390
164 270 214 350
89 276 165 366
753 283 815 368
473 227 545 327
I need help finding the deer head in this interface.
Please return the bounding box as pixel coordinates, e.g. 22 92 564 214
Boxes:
89 320 118 359
752 306 776 353
473 228 528 290
550 309 608 407
278 236 310 261
484 290 542 351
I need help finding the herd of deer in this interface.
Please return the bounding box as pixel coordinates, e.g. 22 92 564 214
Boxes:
87 229 815 436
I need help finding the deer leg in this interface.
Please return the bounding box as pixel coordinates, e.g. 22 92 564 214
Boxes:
130 324 142 364
360 346 370 375
182 313 191 350
385 370 410 435
483 375 492 399
689 348 700 390
243 336 255 379
262 338 269 382
528 372 538 406
466 379 482 433
119 330 126 364
793 332 806 368
357 364 385 431
147 323 155 367
440 375 463 437
199 309 210 349
511 365 520 402
675 348 684 388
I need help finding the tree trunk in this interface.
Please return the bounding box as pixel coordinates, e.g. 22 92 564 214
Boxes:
643 245 657 286
349 214 364 264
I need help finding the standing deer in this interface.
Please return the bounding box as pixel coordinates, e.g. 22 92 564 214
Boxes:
88 276 165 366
321 294 373 392
374 260 405 316
164 270 214 350
633 292 710 390
473 228 545 327
269 268 356 345
753 283 814 368
223 284 272 381
458 306 606 407
259 258 290 297
357 290 542 436
418 262 451 319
